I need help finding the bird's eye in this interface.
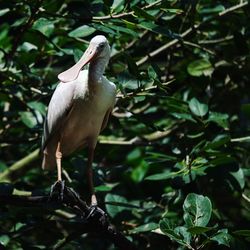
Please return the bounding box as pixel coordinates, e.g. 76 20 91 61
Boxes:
99 43 105 49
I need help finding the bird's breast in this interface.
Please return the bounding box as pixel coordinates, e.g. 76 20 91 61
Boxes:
60 82 114 155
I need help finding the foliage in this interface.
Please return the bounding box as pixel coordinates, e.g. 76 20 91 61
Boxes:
1 0 250 249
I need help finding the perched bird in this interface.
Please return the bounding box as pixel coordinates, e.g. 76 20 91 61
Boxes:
41 35 116 205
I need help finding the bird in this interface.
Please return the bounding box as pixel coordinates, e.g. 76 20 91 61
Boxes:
41 35 116 205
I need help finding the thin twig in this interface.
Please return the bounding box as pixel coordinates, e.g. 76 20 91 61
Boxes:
136 1 248 66
242 193 250 203
183 41 216 55
92 0 162 20
231 136 250 142
116 79 175 98
199 35 233 45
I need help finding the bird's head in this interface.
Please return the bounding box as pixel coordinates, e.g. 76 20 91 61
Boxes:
58 35 110 83
90 35 110 59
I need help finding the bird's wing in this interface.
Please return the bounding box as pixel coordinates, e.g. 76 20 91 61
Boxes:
101 108 112 131
41 81 76 151
100 80 117 131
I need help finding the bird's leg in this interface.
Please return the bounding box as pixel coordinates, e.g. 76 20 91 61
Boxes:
50 141 65 200
87 147 97 206
56 141 63 182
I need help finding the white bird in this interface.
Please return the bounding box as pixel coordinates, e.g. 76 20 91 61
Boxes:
41 35 116 205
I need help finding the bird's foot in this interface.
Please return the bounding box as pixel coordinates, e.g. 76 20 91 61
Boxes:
87 204 104 219
49 180 65 201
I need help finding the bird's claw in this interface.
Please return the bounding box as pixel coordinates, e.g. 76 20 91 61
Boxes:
86 205 108 227
49 180 65 201
87 204 105 220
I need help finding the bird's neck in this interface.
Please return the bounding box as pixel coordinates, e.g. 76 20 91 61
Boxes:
88 57 108 83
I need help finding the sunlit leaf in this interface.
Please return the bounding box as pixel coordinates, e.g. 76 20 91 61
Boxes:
32 18 55 37
208 112 229 129
183 193 212 227
19 111 37 128
130 222 158 233
187 59 213 77
69 25 96 38
212 229 232 247
188 226 213 235
189 98 208 117
145 171 178 181
160 218 191 246
105 194 128 218
0 8 10 17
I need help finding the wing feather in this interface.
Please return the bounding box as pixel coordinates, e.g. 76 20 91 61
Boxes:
41 82 76 151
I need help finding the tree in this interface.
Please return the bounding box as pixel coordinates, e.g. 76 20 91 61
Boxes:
0 0 250 249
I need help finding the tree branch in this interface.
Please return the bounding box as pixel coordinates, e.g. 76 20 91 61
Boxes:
0 149 39 181
136 1 249 66
92 0 162 20
0 185 136 250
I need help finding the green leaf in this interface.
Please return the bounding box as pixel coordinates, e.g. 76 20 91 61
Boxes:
198 5 225 14
139 21 176 38
212 229 232 247
0 161 7 172
106 23 138 37
209 156 235 167
208 112 229 129
27 101 46 116
19 111 37 128
171 112 197 122
131 159 149 183
68 25 96 38
0 8 10 17
32 18 54 37
0 235 10 247
189 98 208 117
20 42 38 52
233 230 250 237
145 171 178 181
145 152 177 163
229 168 245 190
183 193 212 227
132 6 155 21
73 48 84 62
111 0 124 12
175 226 191 245
123 53 140 77
187 59 213 77
105 194 128 218
188 226 213 235
205 134 230 150
92 24 116 35
130 222 158 233
160 218 191 246
95 184 116 192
